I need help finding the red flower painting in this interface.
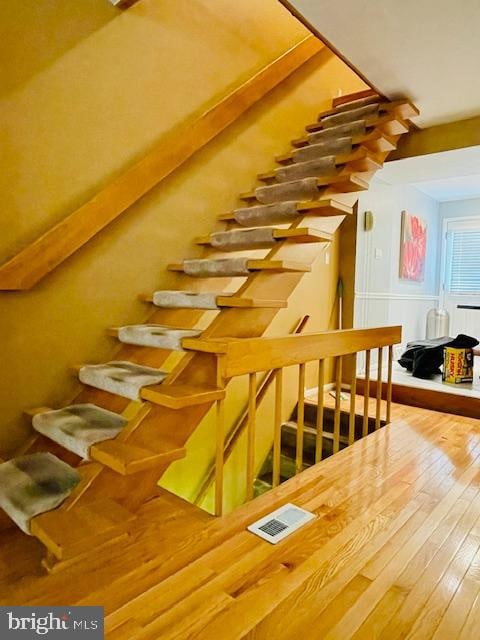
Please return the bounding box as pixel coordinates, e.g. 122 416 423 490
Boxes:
399 211 427 282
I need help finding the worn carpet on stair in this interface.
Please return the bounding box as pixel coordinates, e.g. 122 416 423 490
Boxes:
79 361 168 401
293 136 352 163
321 103 379 128
255 177 319 204
118 324 201 350
183 257 250 277
275 155 337 183
307 120 366 144
233 201 299 227
32 404 128 459
0 453 80 534
210 227 275 250
331 95 380 115
152 290 233 309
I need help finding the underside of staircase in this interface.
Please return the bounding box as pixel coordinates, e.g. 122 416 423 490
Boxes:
0 91 418 570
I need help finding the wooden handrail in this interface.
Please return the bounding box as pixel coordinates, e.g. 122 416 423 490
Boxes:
0 35 323 290
194 315 310 506
207 326 401 515
183 326 402 378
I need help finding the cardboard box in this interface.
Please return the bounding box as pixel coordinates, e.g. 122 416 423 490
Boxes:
443 347 474 384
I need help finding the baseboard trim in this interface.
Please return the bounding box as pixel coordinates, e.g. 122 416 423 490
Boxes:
355 292 439 301
356 378 480 420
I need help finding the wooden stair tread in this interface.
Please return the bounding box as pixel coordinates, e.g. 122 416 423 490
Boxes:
3 455 104 517
257 148 378 181
295 198 352 214
182 336 246 355
316 98 418 122
274 228 332 243
359 129 398 153
374 113 410 136
140 294 286 309
290 128 397 152
281 419 349 444
325 173 370 192
30 497 134 560
316 97 383 121
305 111 410 135
239 173 369 202
25 406 52 417
217 297 287 308
275 142 387 166
168 259 310 273
380 98 419 120
195 227 332 246
140 383 226 409
219 197 352 221
332 88 379 108
90 439 185 475
240 172 358 199
244 259 310 271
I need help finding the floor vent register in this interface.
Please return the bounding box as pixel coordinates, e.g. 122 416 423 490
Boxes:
247 503 315 544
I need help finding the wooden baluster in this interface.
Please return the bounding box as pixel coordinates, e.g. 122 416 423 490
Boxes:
272 368 283 488
376 347 383 430
296 363 306 474
363 350 371 437
386 345 393 424
315 360 325 463
215 398 225 516
349 353 357 446
246 373 257 500
333 356 342 454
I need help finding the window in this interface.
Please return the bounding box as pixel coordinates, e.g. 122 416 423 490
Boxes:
446 226 480 294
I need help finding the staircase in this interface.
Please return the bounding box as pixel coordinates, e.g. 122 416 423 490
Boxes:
0 91 418 569
254 394 384 495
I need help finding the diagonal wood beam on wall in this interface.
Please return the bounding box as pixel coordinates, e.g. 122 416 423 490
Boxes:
0 35 323 291
388 115 480 161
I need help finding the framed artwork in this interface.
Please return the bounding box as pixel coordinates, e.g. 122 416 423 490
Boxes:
399 210 427 282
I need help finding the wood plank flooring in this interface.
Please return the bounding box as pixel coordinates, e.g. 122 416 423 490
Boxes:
1 400 479 639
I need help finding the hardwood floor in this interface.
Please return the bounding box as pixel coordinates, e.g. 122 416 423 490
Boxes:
1 400 480 639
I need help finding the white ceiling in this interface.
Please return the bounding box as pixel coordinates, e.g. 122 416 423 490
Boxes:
414 175 480 202
377 146 480 202
286 0 480 128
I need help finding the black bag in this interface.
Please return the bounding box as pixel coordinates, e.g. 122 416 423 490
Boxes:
398 334 479 379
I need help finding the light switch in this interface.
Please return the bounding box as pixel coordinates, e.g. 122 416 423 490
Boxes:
374 248 383 259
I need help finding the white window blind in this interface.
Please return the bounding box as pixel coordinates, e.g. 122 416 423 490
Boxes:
447 228 480 293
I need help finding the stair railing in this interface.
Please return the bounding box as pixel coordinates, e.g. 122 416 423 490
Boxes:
193 315 310 507
184 325 400 515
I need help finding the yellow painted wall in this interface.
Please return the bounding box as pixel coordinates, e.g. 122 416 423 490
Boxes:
0 1 365 505
389 115 480 161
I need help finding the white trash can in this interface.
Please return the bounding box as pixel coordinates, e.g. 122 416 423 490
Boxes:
426 308 450 340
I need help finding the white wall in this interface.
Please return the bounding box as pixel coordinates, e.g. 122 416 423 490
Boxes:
438 197 480 339
354 178 441 363
439 196 480 220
